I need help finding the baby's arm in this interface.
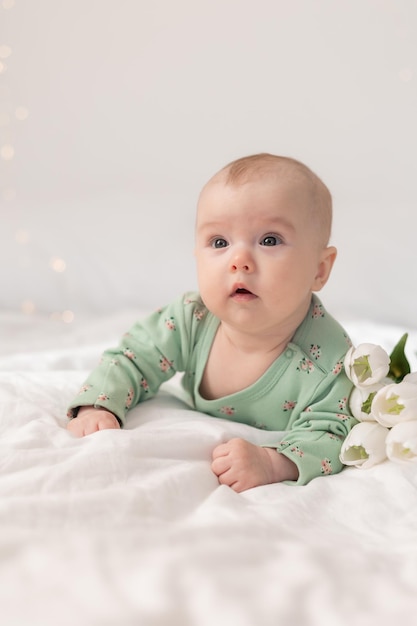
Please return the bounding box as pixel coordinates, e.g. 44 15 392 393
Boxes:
67 406 120 437
211 438 299 492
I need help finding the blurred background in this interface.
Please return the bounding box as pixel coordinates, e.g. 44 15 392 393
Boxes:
1 0 416 328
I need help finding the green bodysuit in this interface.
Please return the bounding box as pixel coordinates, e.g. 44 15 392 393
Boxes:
68 292 356 485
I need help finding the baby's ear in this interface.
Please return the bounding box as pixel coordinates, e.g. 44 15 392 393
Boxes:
312 246 337 292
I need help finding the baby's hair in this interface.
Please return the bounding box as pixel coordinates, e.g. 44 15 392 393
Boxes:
212 153 333 247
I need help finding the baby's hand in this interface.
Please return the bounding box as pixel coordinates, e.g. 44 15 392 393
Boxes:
211 438 298 492
67 406 121 437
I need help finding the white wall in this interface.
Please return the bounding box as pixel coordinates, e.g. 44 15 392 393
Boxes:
1 0 416 326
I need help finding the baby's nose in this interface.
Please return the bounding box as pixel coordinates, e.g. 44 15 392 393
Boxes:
230 249 254 272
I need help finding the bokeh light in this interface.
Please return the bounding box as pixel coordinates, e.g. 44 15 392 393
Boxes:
0 45 12 59
15 229 30 244
50 310 75 323
1 144 15 160
62 310 75 324
21 300 36 315
15 106 29 121
50 257 67 272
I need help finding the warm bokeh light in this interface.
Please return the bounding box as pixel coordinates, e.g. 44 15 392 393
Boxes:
50 257 67 273
0 45 12 59
21 300 36 315
1 144 15 160
50 310 75 323
15 106 29 121
62 310 75 323
15 229 30 244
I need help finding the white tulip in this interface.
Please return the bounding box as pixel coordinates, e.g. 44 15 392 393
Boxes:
339 422 389 469
404 372 417 385
386 421 417 464
344 344 390 390
348 386 383 421
371 381 417 427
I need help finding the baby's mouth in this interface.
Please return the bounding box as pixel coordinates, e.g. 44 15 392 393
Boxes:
231 286 257 300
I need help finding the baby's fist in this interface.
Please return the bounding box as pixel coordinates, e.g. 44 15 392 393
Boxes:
211 438 298 491
67 406 120 437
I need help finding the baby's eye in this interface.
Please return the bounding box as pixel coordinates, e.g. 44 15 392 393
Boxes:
211 238 229 248
260 234 282 246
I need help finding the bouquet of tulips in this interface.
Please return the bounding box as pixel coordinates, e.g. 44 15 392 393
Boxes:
340 334 417 468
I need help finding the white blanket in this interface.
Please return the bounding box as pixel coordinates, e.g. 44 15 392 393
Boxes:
1 313 417 625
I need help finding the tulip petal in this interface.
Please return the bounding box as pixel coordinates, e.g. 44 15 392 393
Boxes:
371 382 417 427
340 422 389 469
386 421 417 464
404 372 417 385
349 386 378 422
344 344 390 390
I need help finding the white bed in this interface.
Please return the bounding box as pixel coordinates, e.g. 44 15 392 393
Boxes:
1 310 417 626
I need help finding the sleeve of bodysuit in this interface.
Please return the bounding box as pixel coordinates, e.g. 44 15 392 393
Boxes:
271 369 357 485
67 292 202 425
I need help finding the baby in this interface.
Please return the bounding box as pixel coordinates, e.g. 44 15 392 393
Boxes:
67 153 356 490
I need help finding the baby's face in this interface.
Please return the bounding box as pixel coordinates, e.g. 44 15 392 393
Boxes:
194 176 335 338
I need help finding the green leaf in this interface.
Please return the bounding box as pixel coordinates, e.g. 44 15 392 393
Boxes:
388 333 411 382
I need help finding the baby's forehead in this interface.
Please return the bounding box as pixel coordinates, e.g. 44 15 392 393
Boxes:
210 161 316 192
197 167 331 246
199 169 313 207
196 180 311 233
